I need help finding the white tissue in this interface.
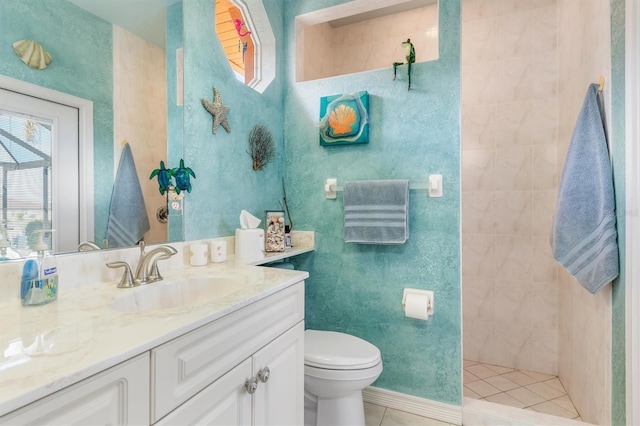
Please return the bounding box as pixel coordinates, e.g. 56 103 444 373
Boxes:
239 209 261 229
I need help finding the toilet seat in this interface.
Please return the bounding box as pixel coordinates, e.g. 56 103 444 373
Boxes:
304 330 381 370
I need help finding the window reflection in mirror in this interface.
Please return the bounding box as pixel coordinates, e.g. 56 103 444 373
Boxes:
0 114 52 255
216 0 255 85
0 87 81 255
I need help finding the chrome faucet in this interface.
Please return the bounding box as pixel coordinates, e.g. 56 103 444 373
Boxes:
106 241 177 287
78 241 101 251
134 241 178 285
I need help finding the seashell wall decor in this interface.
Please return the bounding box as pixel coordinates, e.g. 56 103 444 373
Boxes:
319 91 369 146
12 39 52 70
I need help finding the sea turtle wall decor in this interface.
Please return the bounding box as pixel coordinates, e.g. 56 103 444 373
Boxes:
172 159 196 194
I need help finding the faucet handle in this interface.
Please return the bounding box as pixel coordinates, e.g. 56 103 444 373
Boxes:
149 253 173 282
139 240 146 253
106 261 136 288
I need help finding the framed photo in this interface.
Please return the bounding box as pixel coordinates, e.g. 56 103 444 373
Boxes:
265 210 285 252
319 91 369 146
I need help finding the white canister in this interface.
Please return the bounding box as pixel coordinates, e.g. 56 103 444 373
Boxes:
189 242 209 266
210 240 227 263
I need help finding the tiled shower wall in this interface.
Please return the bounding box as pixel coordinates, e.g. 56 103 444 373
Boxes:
113 26 168 244
299 4 438 82
461 0 560 375
461 0 613 423
557 0 612 424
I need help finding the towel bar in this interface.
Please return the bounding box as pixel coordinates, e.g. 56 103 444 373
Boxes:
324 178 434 199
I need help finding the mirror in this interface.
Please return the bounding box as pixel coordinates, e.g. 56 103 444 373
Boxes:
0 0 183 257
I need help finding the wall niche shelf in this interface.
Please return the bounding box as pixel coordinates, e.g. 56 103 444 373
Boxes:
295 0 439 83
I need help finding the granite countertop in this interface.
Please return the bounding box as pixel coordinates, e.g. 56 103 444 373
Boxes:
0 260 309 417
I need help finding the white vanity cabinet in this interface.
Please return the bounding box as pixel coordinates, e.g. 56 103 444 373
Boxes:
0 353 150 425
252 321 304 425
0 280 304 426
152 282 305 425
157 322 304 426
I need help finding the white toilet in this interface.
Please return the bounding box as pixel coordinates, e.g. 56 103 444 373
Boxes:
304 330 383 426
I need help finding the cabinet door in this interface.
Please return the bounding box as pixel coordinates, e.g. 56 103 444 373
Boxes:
157 358 252 426
0 353 149 425
253 322 304 426
151 283 304 422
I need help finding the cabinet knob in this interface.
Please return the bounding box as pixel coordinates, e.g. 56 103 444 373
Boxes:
258 367 270 383
245 377 258 394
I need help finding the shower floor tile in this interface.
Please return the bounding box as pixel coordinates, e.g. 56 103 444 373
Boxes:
463 360 581 421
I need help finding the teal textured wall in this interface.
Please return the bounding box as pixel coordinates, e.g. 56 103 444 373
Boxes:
167 1 184 243
610 0 626 423
182 0 286 240
0 0 113 243
283 0 462 405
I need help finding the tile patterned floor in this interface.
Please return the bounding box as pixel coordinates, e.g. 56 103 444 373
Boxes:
364 403 456 426
463 359 582 421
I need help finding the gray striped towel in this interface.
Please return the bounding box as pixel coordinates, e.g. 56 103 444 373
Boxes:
106 143 150 248
343 180 409 244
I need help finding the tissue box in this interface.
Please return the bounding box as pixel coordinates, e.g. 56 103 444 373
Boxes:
235 229 264 259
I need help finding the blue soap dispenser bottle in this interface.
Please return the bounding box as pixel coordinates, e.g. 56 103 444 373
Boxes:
22 229 58 306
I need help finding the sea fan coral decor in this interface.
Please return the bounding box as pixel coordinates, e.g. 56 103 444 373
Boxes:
319 91 369 146
248 125 275 171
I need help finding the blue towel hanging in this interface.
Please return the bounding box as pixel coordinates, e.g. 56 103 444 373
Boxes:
106 143 150 248
551 83 619 294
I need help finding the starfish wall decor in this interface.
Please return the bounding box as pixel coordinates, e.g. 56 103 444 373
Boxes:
201 87 231 134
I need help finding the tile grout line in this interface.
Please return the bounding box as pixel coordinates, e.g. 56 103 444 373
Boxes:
463 360 581 419
378 407 387 426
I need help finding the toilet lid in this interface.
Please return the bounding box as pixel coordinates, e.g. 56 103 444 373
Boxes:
304 330 381 370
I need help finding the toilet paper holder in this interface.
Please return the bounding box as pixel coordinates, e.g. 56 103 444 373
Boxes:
402 288 434 316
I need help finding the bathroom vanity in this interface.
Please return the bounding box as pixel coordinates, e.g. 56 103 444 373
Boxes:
0 260 308 425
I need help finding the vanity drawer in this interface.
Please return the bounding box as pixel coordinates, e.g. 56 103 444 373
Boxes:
0 353 150 425
150 282 304 423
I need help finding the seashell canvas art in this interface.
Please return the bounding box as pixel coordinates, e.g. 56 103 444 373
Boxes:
12 39 52 70
319 91 369 146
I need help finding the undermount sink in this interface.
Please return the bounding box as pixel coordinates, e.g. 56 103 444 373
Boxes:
110 276 244 312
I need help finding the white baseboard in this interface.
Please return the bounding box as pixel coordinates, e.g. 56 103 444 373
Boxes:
362 386 462 425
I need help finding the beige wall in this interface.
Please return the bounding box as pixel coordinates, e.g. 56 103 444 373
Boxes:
302 22 334 82
299 4 438 81
461 0 560 375
557 0 612 424
113 26 168 244
461 0 613 423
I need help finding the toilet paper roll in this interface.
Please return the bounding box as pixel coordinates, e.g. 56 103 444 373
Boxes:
404 292 431 320
210 240 227 263
189 243 209 266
